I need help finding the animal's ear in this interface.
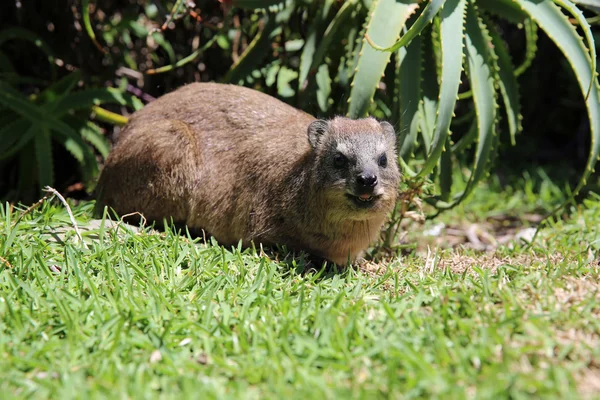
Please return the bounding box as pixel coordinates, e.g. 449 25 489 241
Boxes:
307 120 329 149
380 121 397 149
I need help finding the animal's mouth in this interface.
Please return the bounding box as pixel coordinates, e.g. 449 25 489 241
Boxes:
345 193 381 208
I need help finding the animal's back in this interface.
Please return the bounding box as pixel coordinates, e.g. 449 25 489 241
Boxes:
97 83 315 243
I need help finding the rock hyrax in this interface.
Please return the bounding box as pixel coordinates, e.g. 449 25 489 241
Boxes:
96 83 400 264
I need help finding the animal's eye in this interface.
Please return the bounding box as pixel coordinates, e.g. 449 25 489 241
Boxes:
333 153 348 168
378 153 388 168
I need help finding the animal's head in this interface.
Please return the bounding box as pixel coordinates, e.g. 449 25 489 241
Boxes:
308 117 400 220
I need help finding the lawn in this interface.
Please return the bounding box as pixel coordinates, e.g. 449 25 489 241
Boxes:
1 170 599 399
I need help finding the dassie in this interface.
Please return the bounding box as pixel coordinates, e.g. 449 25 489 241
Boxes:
95 83 400 264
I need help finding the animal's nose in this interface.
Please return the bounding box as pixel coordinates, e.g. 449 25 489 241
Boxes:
357 173 378 187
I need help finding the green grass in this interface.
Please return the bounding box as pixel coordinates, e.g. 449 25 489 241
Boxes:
1 172 599 399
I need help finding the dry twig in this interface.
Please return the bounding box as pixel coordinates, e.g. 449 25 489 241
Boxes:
43 186 83 244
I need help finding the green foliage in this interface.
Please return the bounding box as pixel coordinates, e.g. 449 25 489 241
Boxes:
363 0 599 212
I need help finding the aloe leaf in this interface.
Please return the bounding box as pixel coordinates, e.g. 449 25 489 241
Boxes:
65 116 110 159
223 14 278 84
397 33 422 159
315 65 332 113
56 134 99 183
52 88 140 116
439 137 453 202
488 23 522 145
34 127 54 189
347 0 419 118
572 0 600 8
572 0 600 13
314 0 358 75
0 28 56 79
417 0 468 178
514 0 600 193
0 82 45 121
298 0 335 92
478 0 528 23
230 0 285 8
451 120 477 153
549 0 597 97
418 41 440 153
454 5 497 203
300 0 359 104
82 123 110 159
39 70 83 110
0 119 33 160
366 0 444 53
514 18 538 77
51 119 99 181
0 50 14 73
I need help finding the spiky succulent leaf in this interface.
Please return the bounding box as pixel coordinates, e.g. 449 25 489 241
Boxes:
439 137 453 202
315 65 331 113
514 0 600 193
0 119 33 160
549 0 597 97
366 0 445 52
488 22 522 145
418 41 439 153
478 0 528 23
417 0 467 178
514 19 538 77
224 14 278 84
0 28 56 79
397 34 422 159
52 88 142 115
298 0 335 92
447 4 498 206
348 0 418 118
230 0 284 9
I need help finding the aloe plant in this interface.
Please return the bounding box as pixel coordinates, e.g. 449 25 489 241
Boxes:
350 0 597 210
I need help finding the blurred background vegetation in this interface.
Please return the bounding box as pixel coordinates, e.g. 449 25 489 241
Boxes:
0 0 598 217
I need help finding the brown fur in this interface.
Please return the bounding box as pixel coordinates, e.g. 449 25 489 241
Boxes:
96 83 400 264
